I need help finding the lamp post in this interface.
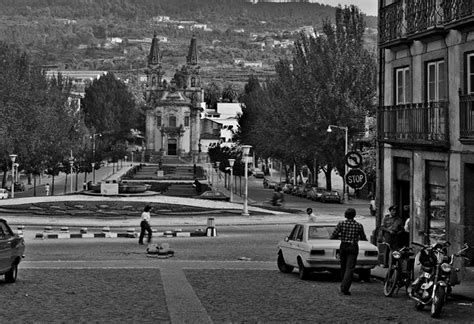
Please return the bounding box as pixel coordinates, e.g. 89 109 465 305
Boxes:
9 154 17 199
228 159 235 202
242 145 252 216
90 133 101 184
327 125 349 202
215 161 220 192
131 151 134 164
69 153 74 194
125 155 128 166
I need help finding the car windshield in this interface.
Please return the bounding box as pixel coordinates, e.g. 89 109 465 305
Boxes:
308 226 336 240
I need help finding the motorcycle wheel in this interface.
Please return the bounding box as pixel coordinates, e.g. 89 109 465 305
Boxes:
384 267 399 297
431 286 446 318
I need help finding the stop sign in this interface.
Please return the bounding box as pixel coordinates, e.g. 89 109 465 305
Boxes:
345 168 367 190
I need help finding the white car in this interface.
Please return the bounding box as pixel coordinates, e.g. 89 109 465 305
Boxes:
277 222 379 281
0 189 9 199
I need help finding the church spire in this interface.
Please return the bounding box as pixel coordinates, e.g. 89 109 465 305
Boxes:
186 34 198 65
148 32 161 65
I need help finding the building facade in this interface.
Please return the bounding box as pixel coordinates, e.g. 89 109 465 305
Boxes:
144 34 204 162
377 0 474 262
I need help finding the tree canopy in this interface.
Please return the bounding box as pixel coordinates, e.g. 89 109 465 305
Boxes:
236 5 377 188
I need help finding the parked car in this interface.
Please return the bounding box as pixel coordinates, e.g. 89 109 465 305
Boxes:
0 189 9 199
7 182 25 192
295 184 312 197
194 190 230 201
0 218 25 283
277 222 378 281
282 183 293 194
320 190 342 203
306 187 325 201
254 170 265 178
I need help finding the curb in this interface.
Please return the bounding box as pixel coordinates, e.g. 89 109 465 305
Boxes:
32 225 218 239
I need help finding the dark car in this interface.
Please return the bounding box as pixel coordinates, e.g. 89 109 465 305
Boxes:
194 190 230 201
320 190 342 203
0 218 25 283
7 182 25 192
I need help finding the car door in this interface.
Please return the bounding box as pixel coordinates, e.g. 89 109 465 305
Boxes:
281 225 301 266
0 222 11 273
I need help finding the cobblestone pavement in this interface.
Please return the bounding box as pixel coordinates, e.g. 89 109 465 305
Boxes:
4 259 474 323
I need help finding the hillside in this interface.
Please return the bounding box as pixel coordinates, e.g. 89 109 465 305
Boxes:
0 0 377 84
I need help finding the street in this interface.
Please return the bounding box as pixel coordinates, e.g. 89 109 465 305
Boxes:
2 170 474 322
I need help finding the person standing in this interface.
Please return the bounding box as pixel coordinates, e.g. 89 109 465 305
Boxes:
45 183 50 196
331 208 368 295
138 205 153 245
306 207 317 222
381 205 403 250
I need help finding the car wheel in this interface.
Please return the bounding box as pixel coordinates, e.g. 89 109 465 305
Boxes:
277 252 294 274
359 269 371 282
5 263 18 283
297 258 310 280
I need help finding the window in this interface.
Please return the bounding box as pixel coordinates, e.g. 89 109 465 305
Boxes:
169 116 176 127
156 115 162 126
184 116 190 126
191 77 196 87
468 53 474 94
395 67 410 104
427 60 445 101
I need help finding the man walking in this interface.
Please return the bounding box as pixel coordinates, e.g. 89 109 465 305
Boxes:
138 205 153 245
330 208 367 295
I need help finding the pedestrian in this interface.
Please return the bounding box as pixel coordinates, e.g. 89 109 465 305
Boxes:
138 205 153 245
330 208 368 295
45 183 50 196
381 205 404 250
306 207 317 222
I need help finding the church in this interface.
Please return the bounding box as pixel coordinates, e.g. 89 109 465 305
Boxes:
144 33 206 163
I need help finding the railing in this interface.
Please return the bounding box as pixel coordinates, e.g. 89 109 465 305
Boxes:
379 0 474 46
379 1 405 44
460 93 474 139
378 101 448 145
441 0 474 23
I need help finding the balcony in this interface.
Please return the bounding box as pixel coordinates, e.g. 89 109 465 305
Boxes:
379 0 474 48
378 101 449 147
460 93 474 141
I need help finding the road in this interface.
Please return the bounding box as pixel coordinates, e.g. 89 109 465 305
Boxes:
5 225 474 323
3 169 474 322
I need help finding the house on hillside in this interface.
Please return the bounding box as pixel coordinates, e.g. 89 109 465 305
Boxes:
377 0 474 261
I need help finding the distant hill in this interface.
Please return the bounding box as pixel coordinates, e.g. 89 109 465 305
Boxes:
0 0 376 82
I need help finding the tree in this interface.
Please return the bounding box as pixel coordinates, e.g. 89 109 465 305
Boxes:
237 5 377 189
204 82 222 110
82 73 138 140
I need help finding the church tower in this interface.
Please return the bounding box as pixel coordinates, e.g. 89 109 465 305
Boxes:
144 34 203 163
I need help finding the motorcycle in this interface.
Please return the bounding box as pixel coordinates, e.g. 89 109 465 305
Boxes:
383 245 415 297
408 241 470 318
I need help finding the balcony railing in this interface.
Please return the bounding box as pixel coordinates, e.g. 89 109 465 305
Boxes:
460 93 474 139
379 0 474 46
378 101 449 146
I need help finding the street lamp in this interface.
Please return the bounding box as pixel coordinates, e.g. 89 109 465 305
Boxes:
90 133 101 184
125 155 128 166
242 145 252 216
327 125 349 202
69 154 74 194
9 154 17 199
215 161 220 192
228 159 235 202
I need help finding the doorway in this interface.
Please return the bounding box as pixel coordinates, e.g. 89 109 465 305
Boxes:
464 163 474 262
168 139 177 156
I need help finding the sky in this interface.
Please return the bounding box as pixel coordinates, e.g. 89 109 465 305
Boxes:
318 0 377 16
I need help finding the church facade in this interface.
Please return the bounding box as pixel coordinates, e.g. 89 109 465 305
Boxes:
144 34 204 162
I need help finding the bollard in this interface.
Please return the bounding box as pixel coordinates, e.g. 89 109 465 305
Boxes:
206 217 217 237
